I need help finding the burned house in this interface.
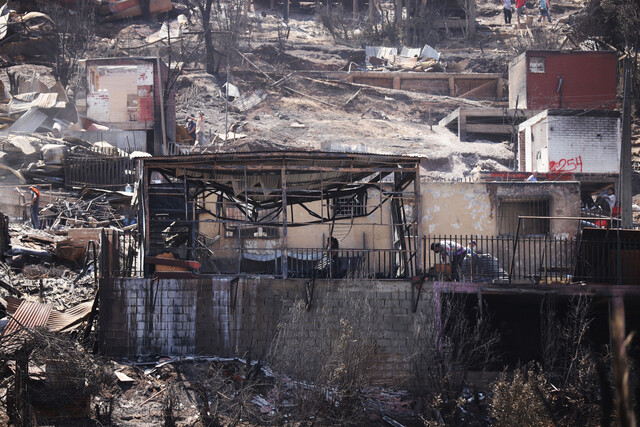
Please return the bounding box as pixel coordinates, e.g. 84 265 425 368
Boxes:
97 151 640 384
76 57 176 155
99 152 426 383
137 152 422 279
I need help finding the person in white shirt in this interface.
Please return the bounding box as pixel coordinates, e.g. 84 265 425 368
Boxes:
188 111 207 146
527 172 538 182
595 187 616 214
502 0 513 24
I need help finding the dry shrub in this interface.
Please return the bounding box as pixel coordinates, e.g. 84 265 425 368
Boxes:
490 363 553 427
178 360 264 426
267 284 380 423
539 296 602 425
317 5 359 43
412 293 500 400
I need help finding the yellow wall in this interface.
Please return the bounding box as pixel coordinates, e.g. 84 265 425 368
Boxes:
420 180 581 238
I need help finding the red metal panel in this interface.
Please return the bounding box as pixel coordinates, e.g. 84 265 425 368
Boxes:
138 86 154 122
526 51 617 110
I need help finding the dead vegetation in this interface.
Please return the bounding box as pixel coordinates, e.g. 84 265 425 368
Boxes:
267 286 381 424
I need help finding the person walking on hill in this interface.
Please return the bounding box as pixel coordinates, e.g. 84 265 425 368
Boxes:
515 0 526 24
538 0 552 23
502 0 513 24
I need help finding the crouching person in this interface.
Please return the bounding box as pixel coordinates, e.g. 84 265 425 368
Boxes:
430 241 467 282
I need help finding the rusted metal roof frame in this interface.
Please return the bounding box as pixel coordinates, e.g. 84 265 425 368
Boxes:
142 151 420 169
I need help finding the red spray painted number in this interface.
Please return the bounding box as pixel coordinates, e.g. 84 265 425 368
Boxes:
549 156 583 173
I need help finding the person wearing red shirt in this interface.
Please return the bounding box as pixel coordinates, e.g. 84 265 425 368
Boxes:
515 0 526 25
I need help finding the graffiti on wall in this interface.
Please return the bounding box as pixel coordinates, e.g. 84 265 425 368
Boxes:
549 156 583 173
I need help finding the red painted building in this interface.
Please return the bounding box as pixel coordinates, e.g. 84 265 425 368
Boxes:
508 50 618 110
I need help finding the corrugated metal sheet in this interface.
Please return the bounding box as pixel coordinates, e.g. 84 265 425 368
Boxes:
6 295 22 314
365 46 397 61
31 92 59 109
7 135 36 154
232 88 267 112
400 46 421 58
47 301 93 332
9 108 49 132
9 92 64 113
1 300 52 337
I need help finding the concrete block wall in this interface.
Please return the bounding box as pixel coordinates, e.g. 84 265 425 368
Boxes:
547 115 620 174
99 277 431 386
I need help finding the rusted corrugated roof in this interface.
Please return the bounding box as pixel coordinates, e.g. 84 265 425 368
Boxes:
47 301 93 332
1 300 52 338
6 295 21 314
1 298 93 336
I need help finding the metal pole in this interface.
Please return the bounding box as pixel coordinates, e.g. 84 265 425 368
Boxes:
281 165 288 279
508 217 521 284
225 58 230 145
620 52 633 229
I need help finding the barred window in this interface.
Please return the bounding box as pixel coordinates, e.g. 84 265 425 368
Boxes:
498 198 549 236
332 193 366 218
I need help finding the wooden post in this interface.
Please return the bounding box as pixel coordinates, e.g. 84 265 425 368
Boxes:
143 167 150 277
392 75 401 90
458 110 467 142
448 76 455 96
353 0 358 18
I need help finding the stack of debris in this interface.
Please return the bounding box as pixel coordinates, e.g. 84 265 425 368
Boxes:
0 5 56 65
365 44 444 72
18 0 173 22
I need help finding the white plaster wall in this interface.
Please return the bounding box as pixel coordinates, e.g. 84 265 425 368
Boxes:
532 119 549 172
421 181 494 236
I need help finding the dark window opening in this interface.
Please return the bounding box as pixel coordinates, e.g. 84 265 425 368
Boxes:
498 198 550 236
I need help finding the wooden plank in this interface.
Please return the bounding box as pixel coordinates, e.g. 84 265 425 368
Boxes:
439 107 461 128
325 71 502 80
465 123 515 134
459 110 467 142
457 80 496 99
145 256 201 269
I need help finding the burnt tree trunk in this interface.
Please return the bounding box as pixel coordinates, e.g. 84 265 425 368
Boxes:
198 0 216 75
